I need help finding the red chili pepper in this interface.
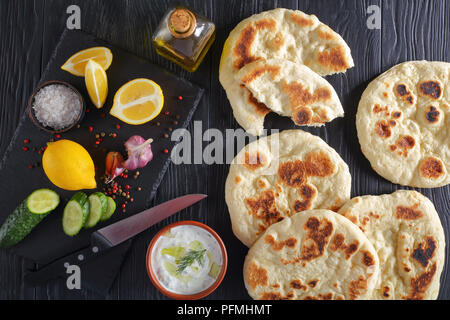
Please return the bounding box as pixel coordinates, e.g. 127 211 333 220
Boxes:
163 148 169 154
178 95 183 100
89 126 94 132
55 134 61 139
125 185 130 190
121 203 126 209
164 111 170 116
116 124 121 129
23 146 29 151
24 139 30 144
123 174 128 179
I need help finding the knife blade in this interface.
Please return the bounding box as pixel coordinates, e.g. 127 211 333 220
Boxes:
24 194 207 285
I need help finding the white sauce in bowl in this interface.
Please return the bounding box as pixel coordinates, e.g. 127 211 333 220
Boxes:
151 225 223 295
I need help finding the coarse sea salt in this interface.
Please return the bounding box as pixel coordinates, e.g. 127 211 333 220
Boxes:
32 84 82 130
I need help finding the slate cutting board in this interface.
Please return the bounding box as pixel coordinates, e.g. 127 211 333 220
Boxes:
0 30 204 265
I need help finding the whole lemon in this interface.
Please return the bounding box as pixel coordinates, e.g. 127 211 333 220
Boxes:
42 140 97 190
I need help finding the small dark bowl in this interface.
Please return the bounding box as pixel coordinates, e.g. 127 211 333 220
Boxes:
28 80 85 134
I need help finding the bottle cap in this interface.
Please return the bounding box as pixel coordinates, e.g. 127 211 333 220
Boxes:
168 8 196 38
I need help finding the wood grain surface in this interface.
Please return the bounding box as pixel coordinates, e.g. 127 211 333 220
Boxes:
0 0 448 300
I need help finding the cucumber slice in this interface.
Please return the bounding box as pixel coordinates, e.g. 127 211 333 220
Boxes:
101 196 116 221
26 189 60 214
85 192 108 228
62 192 89 236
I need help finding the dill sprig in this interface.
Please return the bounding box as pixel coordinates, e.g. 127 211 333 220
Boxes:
176 249 206 274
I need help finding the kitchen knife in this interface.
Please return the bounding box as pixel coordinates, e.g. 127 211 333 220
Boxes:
24 194 207 285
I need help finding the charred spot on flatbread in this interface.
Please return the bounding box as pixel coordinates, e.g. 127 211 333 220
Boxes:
241 64 281 84
293 107 313 125
425 106 440 123
308 280 318 288
233 25 258 70
373 104 388 114
265 234 297 251
317 46 351 72
290 280 307 291
375 120 391 138
303 293 334 300
293 184 316 212
246 190 283 231
246 262 268 290
244 87 271 116
396 204 423 220
233 18 278 71
300 217 333 261
395 135 415 156
318 30 335 40
254 18 276 31
362 251 376 267
290 13 314 27
282 81 332 125
348 276 368 300
419 157 444 179
419 81 442 99
411 236 436 268
244 152 266 170
278 160 307 188
395 84 414 104
383 286 391 298
404 263 437 300
259 291 295 300
305 151 335 177
329 233 360 259
392 111 402 118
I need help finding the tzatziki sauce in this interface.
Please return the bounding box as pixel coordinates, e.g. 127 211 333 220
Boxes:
151 225 223 295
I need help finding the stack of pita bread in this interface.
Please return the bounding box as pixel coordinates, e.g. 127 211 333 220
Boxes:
222 10 447 300
219 8 354 136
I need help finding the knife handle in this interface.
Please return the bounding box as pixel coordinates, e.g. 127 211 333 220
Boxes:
24 232 113 286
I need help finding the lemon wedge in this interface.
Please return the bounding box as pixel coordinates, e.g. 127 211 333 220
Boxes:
109 78 164 125
61 47 112 77
85 60 108 109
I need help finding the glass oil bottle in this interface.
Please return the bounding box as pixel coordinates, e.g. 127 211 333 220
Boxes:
152 5 215 72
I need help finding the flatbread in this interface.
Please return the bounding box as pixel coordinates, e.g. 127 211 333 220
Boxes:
357 60 450 188
219 8 354 135
225 129 351 247
236 59 344 127
338 190 446 300
243 210 380 300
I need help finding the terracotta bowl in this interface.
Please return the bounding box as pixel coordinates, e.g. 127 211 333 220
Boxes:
146 220 228 300
28 80 85 134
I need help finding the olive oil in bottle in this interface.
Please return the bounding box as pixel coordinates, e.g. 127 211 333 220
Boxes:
152 5 215 72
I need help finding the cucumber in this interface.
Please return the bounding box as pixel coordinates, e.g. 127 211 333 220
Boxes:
85 192 108 228
62 192 89 236
101 196 116 221
0 189 60 248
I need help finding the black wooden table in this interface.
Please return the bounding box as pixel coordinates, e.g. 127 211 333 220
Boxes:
0 0 449 300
